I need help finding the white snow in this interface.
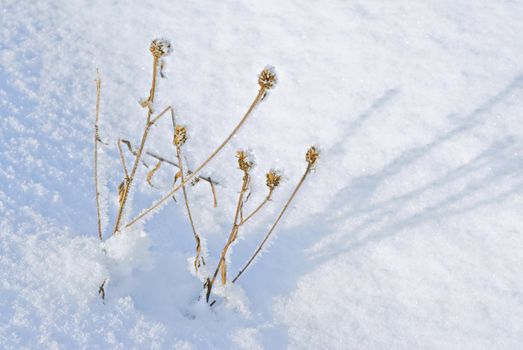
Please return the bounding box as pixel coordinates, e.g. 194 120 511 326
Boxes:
1 0 523 349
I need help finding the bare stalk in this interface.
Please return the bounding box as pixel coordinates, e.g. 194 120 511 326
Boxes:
120 137 218 186
232 147 319 283
113 53 168 234
173 125 205 271
206 168 250 302
94 69 103 240
209 179 218 208
125 86 267 229
240 190 273 225
117 138 130 180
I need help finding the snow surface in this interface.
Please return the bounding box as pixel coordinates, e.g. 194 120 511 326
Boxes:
1 0 523 348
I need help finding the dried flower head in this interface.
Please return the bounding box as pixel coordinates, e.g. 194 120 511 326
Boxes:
305 146 319 167
173 125 187 147
237 150 253 172
266 170 281 190
150 38 172 58
258 66 277 90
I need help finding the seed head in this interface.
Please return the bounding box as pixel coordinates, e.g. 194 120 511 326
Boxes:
237 150 253 172
266 170 281 190
150 38 172 58
173 125 187 147
305 146 319 168
258 66 277 90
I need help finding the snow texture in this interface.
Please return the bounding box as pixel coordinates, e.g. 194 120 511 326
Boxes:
1 0 523 349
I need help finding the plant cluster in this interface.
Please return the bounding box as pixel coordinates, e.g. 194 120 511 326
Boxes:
93 38 319 304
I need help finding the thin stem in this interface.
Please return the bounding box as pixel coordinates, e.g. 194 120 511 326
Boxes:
206 172 249 302
125 87 267 229
146 151 217 186
232 164 312 284
149 56 159 104
150 105 173 125
94 69 103 241
209 178 218 208
240 190 273 225
113 119 151 234
113 56 160 234
176 144 205 271
117 138 130 180
120 138 218 186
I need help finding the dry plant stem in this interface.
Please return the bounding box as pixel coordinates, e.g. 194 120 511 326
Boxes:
125 87 267 229
232 163 313 283
175 144 204 270
94 69 103 241
113 57 164 234
121 139 217 186
117 139 130 180
210 180 218 208
121 138 218 206
206 172 250 301
113 115 152 233
240 190 273 225
98 279 106 301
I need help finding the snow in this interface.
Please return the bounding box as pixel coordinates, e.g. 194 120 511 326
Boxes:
1 0 523 348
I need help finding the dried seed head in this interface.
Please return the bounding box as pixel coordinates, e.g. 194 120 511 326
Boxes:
237 150 253 172
258 66 277 90
150 38 172 58
306 146 319 167
174 125 187 147
266 170 281 190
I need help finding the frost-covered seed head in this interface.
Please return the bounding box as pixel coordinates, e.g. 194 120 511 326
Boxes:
306 146 319 167
237 150 253 172
266 170 281 190
173 125 187 147
258 66 277 90
150 38 172 58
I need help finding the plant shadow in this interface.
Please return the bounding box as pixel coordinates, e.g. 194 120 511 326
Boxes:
232 74 523 320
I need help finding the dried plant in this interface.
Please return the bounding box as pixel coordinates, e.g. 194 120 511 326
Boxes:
231 146 319 284
94 69 103 240
92 39 317 306
112 41 173 234
205 152 281 302
172 124 206 271
119 138 218 195
124 66 278 229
